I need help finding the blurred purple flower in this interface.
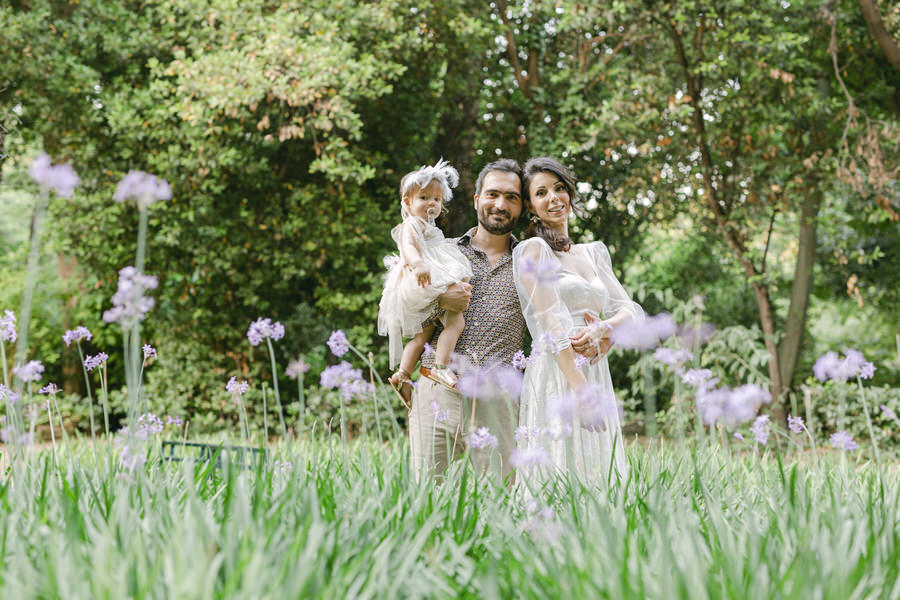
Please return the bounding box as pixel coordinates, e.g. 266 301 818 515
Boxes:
423 343 435 357
327 330 350 357
830 430 858 451
137 413 164 436
226 376 249 404
285 358 310 380
13 360 44 383
881 405 897 420
518 256 561 287
859 362 876 380
102 267 158 330
787 414 805 434
63 326 92 347
512 350 528 371
467 427 498 450
510 446 551 469
142 344 157 360
814 349 872 382
575 386 621 432
114 170 172 207
515 426 541 443
320 362 359 389
696 384 769 429
38 383 60 395
84 352 109 372
247 318 285 347
120 443 147 471
29 153 80 198
681 368 717 390
0 384 20 405
611 313 677 350
430 400 449 423
340 378 375 401
574 354 589 368
750 415 770 445
677 323 716 347
0 310 16 343
653 347 692 369
457 364 523 399
166 415 184 427
734 432 744 441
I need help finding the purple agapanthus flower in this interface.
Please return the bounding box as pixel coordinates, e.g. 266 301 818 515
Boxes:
119 443 147 471
512 350 528 371
84 352 109 372
102 267 159 330
814 349 874 382
575 386 621 432
326 330 350 357
830 430 858 451
750 415 770 445
574 354 589 368
467 427 498 450
1 310 17 343
787 414 805 434
677 323 716 347
13 360 44 383
430 400 449 423
696 384 770 429
137 413 164 436
142 344 157 360
510 446 551 469
423 343 435 357
39 383 60 395
653 347 692 369
734 432 745 441
514 426 541 443
63 326 93 347
0 384 20 405
226 376 249 404
881 405 897 420
340 378 375 401
114 170 172 208
456 364 523 400
611 313 677 350
518 255 561 287
247 318 285 347
285 358 310 380
681 368 717 389
320 362 360 389
166 415 184 427
29 153 80 198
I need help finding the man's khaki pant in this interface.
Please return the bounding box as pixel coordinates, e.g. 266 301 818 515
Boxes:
408 378 518 483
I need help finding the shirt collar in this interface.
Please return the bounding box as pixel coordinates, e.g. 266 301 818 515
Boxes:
458 227 519 251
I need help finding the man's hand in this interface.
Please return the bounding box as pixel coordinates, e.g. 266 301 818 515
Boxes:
438 281 472 313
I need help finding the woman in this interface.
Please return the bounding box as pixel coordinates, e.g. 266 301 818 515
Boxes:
513 157 643 487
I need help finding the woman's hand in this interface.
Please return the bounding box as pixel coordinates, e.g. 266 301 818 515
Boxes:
570 314 613 364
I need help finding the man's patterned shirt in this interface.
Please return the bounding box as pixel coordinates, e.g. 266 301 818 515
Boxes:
423 227 526 368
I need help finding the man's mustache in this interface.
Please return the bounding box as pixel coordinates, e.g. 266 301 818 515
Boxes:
487 209 511 219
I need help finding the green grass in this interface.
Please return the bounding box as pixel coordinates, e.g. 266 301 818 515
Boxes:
1 437 898 599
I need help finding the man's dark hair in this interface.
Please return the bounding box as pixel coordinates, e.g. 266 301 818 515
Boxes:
474 158 522 197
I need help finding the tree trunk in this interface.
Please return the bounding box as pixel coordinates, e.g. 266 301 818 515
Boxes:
752 282 787 424
858 0 900 73
777 185 820 389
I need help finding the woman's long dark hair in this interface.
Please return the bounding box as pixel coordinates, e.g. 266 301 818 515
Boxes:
522 157 577 252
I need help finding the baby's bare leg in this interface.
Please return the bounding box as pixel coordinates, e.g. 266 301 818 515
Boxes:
398 325 436 377
435 311 465 367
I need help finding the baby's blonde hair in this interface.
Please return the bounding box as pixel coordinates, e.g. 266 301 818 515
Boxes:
400 159 459 204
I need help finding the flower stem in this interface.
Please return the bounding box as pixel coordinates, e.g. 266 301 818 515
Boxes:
856 376 881 466
297 378 305 439
76 344 99 455
265 338 287 439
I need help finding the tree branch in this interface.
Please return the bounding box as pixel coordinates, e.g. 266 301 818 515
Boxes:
857 0 900 73
495 0 530 98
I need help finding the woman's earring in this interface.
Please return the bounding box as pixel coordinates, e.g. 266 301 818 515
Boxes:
530 214 540 224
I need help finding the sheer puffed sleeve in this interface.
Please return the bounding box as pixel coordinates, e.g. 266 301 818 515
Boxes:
584 241 644 324
513 238 574 353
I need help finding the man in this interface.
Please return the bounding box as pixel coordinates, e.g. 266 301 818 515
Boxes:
407 158 607 482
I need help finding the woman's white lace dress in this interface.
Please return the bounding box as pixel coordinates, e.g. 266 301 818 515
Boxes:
378 215 472 368
513 237 643 487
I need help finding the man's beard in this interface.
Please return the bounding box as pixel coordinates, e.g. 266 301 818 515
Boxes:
477 208 517 235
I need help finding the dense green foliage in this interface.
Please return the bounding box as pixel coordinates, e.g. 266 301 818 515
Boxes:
1 440 899 597
1 0 898 429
